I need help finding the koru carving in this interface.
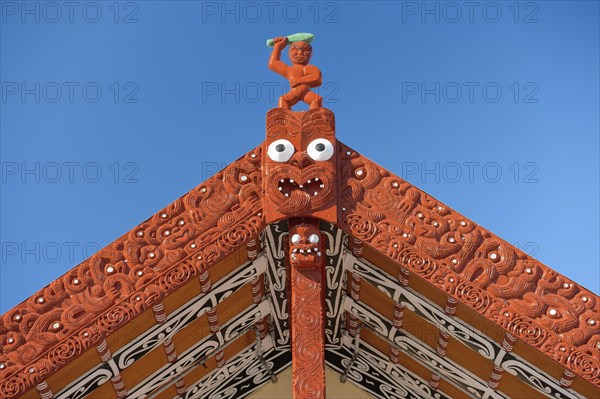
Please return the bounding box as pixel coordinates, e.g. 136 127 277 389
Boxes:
268 33 322 110
337 142 600 387
288 219 326 398
0 148 265 399
263 107 337 224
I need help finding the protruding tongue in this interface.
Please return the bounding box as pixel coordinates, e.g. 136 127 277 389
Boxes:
288 189 311 212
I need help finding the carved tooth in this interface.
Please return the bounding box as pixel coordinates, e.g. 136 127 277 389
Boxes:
278 187 283 191
307 249 312 253
314 192 318 196
285 193 289 197
307 179 311 184
317 251 321 256
299 185 303 188
293 248 298 253
314 247 318 251
300 249 304 254
320 184 324 188
280 179 285 183
315 177 319 181
290 179 294 183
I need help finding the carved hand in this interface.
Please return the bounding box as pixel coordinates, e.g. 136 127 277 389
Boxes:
273 36 288 49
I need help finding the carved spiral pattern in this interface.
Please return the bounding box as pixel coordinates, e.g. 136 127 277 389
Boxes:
504 316 548 347
455 282 492 313
0 146 264 399
290 221 325 399
568 348 600 384
399 248 437 279
338 141 599 389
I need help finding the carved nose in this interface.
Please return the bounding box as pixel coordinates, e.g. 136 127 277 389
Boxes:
290 152 313 169
414 225 429 236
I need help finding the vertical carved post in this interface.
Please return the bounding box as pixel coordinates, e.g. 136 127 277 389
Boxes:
289 218 326 399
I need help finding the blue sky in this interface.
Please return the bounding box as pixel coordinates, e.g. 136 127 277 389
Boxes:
1 1 598 313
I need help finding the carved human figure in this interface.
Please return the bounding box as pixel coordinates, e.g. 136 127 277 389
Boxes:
268 37 323 109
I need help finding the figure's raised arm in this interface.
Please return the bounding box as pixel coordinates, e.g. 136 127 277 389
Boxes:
268 37 289 77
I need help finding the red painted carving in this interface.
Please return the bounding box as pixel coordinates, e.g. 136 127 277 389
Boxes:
0 147 264 399
268 37 322 109
264 108 337 224
3 105 599 397
289 219 326 399
338 141 600 388
289 224 324 270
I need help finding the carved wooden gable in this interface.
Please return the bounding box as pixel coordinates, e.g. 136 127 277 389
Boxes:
1 109 598 399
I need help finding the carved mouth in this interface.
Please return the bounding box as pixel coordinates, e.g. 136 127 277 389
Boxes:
291 247 322 259
292 55 307 63
290 246 322 268
269 165 334 214
278 177 324 198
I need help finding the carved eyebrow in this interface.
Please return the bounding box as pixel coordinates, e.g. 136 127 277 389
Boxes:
291 43 311 51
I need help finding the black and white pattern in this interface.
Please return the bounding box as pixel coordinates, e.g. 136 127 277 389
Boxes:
320 221 347 348
262 221 291 349
345 296 508 399
55 257 268 399
53 223 583 399
182 338 290 399
128 301 271 398
343 252 585 399
327 335 453 399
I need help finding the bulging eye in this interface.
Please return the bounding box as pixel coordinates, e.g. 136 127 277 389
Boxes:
308 234 319 244
268 139 295 162
307 138 334 161
291 234 301 244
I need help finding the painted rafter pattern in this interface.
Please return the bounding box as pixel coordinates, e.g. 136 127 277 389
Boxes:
337 141 600 388
0 146 265 399
343 252 587 399
327 335 454 399
31 257 270 399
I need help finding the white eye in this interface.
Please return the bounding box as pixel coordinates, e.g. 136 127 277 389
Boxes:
291 234 301 244
268 139 295 162
308 234 319 244
307 138 334 161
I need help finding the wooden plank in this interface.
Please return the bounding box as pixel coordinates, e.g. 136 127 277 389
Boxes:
18 389 41 399
106 307 157 352
172 312 210 354
217 283 254 325
46 347 101 393
163 277 201 315
497 368 547 399
358 279 438 349
208 247 249 283
360 327 470 399
119 344 168 388
86 378 117 399
445 336 493 381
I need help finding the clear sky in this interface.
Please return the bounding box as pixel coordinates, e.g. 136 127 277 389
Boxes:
1 1 598 313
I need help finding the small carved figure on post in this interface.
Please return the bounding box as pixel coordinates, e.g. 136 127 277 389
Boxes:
268 35 323 109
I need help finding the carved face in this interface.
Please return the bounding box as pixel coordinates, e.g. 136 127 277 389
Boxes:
289 224 323 269
263 108 337 223
289 42 312 65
